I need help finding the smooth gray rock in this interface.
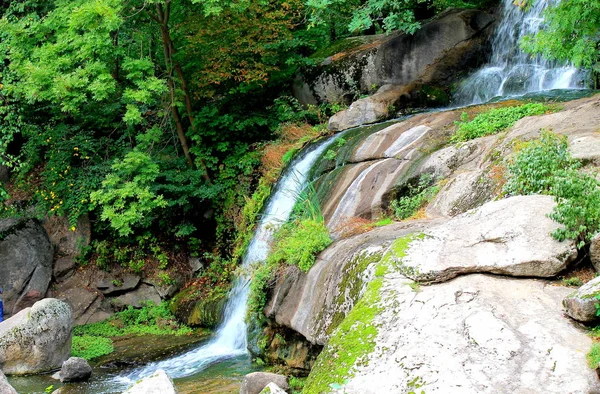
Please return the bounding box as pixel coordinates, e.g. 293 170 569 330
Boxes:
0 370 18 394
0 217 53 317
429 169 496 217
122 369 177 394
400 195 577 283
240 372 289 394
324 274 599 393
0 298 72 375
563 276 600 323
57 357 92 382
258 382 288 394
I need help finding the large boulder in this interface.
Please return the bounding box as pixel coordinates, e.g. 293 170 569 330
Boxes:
306 274 599 393
240 372 289 394
0 298 72 375
122 369 177 394
563 276 600 323
589 233 600 273
0 218 54 317
0 370 17 394
259 383 288 394
399 195 577 283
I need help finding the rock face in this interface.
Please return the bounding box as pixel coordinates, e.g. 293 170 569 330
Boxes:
123 369 177 394
310 274 598 394
265 95 600 393
400 195 577 283
265 221 432 346
295 9 493 118
563 276 600 323
240 372 289 394
0 298 72 375
0 218 54 318
0 370 18 394
55 357 92 382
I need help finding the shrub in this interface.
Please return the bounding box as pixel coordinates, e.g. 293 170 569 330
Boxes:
504 131 600 248
504 131 578 196
391 173 440 220
451 103 548 143
269 218 332 272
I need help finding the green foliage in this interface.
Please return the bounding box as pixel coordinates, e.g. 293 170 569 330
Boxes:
289 376 306 394
90 148 167 237
73 301 194 341
71 335 114 361
562 277 583 287
391 173 439 220
521 0 600 70
503 132 578 196
269 218 332 272
548 168 600 248
451 104 548 143
505 131 600 248
587 342 600 368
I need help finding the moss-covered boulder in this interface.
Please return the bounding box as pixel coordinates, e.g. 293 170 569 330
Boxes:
170 285 228 328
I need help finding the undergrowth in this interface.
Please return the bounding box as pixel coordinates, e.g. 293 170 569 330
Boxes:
391 173 440 220
451 103 549 142
72 301 195 360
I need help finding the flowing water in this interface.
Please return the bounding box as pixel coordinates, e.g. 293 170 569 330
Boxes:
454 0 589 105
104 134 344 390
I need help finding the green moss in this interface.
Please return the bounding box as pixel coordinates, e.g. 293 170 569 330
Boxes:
325 252 383 336
304 259 389 393
71 335 114 360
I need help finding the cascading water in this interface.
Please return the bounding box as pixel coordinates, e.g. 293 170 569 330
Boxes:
114 134 342 387
454 0 588 104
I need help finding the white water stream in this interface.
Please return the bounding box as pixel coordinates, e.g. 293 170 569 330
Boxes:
454 0 588 104
115 135 342 386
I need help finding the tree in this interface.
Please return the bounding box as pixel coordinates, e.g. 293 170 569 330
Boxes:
521 0 600 77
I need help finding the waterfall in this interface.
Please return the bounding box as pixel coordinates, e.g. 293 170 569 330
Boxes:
454 0 588 104
115 134 342 385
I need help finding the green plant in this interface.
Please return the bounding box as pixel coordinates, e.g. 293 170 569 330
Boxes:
562 277 583 287
451 104 548 143
289 376 306 394
269 218 332 272
391 173 440 220
504 132 577 196
44 385 54 394
71 335 114 360
587 343 600 368
504 131 600 248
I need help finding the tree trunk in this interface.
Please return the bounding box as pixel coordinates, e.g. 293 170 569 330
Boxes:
152 2 211 181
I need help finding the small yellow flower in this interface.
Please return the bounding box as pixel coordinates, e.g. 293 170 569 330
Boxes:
70 226 76 232
73 147 79 151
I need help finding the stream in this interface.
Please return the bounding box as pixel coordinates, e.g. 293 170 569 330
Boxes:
6 0 594 392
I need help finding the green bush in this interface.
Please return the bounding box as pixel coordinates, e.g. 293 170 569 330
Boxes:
451 103 548 143
71 335 114 360
391 173 440 220
504 131 578 196
504 131 600 248
269 218 332 272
